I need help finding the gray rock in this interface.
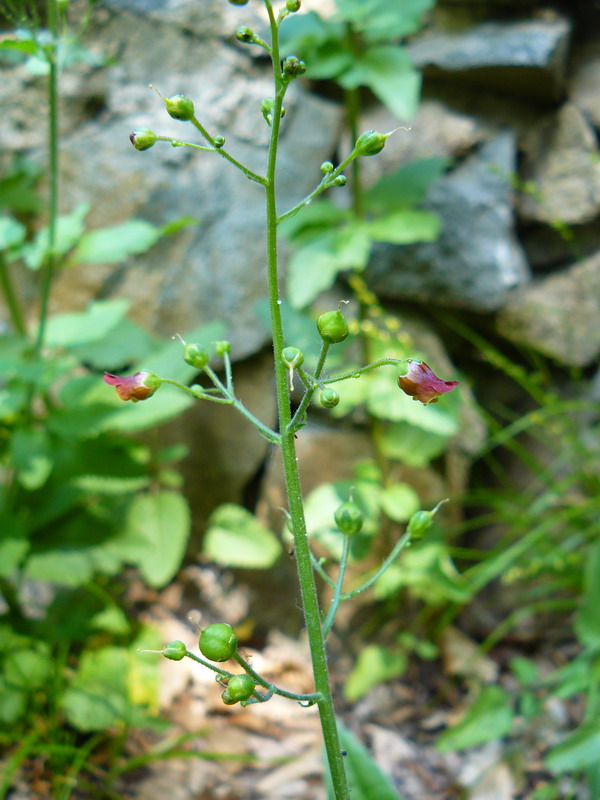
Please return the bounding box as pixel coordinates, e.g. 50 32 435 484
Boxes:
518 103 600 225
496 250 600 366
569 40 600 129
366 132 530 312
408 15 571 101
42 3 342 359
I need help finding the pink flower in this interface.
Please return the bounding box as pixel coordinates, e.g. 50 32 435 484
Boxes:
103 371 161 402
398 359 459 405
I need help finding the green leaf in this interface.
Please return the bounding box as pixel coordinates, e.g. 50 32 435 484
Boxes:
0 680 27 724
0 215 26 249
4 645 52 691
160 216 199 236
344 645 407 701
546 722 600 772
0 39 39 55
436 686 514 752
123 491 190 587
0 512 28 576
72 219 162 265
380 422 449 466
325 722 401 800
368 371 460 435
10 426 53 490
575 539 600 648
339 45 421 120
98 387 195 433
203 504 282 569
89 606 131 635
336 0 435 40
366 210 440 244
24 550 96 587
45 298 130 348
280 201 348 240
365 157 449 213
68 317 155 370
22 203 89 269
379 482 420 522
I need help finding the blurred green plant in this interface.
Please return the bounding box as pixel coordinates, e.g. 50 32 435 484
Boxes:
0 0 205 788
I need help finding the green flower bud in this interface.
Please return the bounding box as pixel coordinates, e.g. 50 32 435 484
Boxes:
129 129 157 151
227 674 255 702
215 340 231 356
282 346 304 370
261 97 274 125
333 175 347 186
406 510 434 541
286 0 301 10
317 309 349 344
183 343 209 369
354 129 391 157
221 689 238 705
162 640 187 661
320 161 334 174
334 500 364 537
320 388 340 409
228 0 250 5
165 94 195 122
235 26 254 43
282 55 307 79
199 623 238 662
213 135 226 148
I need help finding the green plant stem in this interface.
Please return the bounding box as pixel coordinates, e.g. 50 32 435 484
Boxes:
263 2 349 796
189 117 266 185
34 3 59 359
233 653 321 704
321 535 350 638
0 252 26 336
324 357 403 385
277 152 357 225
310 551 336 589
345 85 363 218
289 342 329 431
341 532 411 600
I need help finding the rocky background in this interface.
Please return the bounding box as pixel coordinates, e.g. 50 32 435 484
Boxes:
2 0 599 544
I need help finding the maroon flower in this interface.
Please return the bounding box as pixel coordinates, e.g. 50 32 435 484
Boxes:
398 359 459 405
103 371 161 402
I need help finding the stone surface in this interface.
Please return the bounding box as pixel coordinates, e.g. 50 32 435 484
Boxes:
495 250 600 366
569 40 600 129
518 103 600 225
366 132 530 312
407 15 571 101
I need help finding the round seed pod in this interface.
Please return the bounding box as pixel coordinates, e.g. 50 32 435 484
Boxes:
199 623 238 662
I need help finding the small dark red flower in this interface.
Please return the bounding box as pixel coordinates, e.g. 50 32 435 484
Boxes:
398 359 459 405
103 371 161 402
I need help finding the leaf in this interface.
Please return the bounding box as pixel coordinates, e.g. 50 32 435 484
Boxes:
380 422 450 466
336 0 435 40
338 45 421 120
0 39 39 55
366 210 441 244
344 644 407 701
160 216 199 236
22 203 89 269
365 157 449 213
325 722 401 800
124 491 190 587
280 201 348 240
575 539 600 648
10 426 53 490
68 317 156 370
203 504 282 569
72 219 162 264
545 722 600 773
436 686 514 752
45 298 130 347
0 215 26 249
0 511 29 576
0 680 27 724
98 387 195 433
4 645 52 691
61 646 130 731
379 482 420 522
25 550 96 587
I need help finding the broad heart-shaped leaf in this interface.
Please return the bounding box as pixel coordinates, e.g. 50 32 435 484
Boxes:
22 203 89 269
45 298 130 348
546 721 600 772
436 686 514 752
344 644 407 702
575 539 600 648
365 157 449 214
366 210 441 244
203 504 282 569
0 215 26 249
335 0 435 40
381 421 449 467
287 224 371 309
72 219 161 264
339 45 421 120
122 491 190 587
325 721 401 800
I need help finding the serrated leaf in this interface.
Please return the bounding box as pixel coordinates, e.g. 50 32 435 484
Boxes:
339 45 421 120
325 722 401 800
203 504 282 569
344 644 407 701
366 210 440 244
124 491 190 587
72 219 161 264
436 686 514 752
45 298 129 347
